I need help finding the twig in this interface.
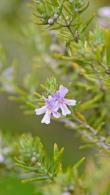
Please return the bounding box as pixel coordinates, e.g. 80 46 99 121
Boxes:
61 118 110 153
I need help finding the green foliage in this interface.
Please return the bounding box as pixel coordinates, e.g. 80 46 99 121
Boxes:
1 133 110 194
33 0 92 43
1 0 110 194
13 134 87 194
16 135 64 182
41 77 58 95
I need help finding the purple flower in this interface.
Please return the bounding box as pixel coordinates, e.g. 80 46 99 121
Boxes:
53 85 76 116
35 96 61 124
35 85 76 124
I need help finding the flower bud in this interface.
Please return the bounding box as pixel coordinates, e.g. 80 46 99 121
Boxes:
53 13 58 19
48 18 54 25
31 156 37 163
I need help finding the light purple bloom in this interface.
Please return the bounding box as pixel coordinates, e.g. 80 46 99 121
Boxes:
35 85 76 124
98 7 110 18
35 96 61 124
53 85 76 116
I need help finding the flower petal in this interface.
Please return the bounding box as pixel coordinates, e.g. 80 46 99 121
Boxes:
60 104 71 116
64 99 77 106
59 85 68 97
52 111 61 118
35 106 47 115
46 95 58 110
47 95 53 102
41 111 51 124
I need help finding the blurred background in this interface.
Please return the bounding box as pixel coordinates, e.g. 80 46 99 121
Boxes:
0 0 110 194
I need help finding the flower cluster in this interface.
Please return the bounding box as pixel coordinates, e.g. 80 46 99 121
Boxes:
35 85 76 124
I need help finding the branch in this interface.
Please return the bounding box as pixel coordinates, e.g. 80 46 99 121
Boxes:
61 118 110 153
